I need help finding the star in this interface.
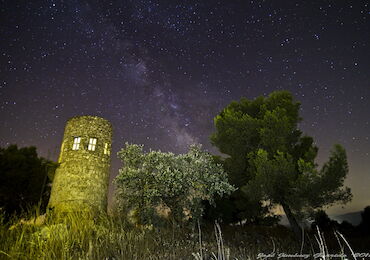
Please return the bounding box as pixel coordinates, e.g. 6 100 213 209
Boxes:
0 0 369 215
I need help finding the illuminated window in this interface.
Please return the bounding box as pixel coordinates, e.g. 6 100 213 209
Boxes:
88 138 97 151
72 137 81 150
104 143 110 155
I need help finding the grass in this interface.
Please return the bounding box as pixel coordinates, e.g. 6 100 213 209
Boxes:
0 210 368 260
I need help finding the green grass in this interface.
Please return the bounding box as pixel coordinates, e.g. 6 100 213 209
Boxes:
0 211 368 260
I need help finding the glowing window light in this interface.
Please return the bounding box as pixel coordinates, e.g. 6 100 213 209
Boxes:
88 138 97 151
104 143 110 155
72 137 81 150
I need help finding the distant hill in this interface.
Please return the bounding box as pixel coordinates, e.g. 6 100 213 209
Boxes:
331 211 362 226
278 211 363 227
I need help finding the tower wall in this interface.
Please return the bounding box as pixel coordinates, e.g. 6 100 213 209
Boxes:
48 116 112 213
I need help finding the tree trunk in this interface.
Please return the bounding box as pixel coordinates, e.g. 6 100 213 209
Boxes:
281 202 302 240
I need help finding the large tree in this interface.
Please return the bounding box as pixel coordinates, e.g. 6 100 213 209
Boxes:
115 143 235 226
211 90 352 237
0 145 57 218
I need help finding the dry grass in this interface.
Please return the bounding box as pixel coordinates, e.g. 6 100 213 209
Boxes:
0 210 366 260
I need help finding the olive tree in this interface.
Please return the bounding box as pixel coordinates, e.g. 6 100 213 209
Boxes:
114 143 235 225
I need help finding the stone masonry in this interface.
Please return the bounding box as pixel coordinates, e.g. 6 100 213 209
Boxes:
48 116 112 213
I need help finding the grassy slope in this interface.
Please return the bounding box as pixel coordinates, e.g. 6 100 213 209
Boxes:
0 212 368 260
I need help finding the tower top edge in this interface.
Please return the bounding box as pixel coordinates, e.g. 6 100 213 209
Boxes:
66 115 112 127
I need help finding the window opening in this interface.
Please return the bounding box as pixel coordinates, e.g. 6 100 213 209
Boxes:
88 138 97 151
104 143 110 155
72 137 81 150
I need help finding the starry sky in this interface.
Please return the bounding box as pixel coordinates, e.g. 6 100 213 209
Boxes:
1 0 369 215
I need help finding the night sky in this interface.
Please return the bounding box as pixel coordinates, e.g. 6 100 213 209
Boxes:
1 1 369 215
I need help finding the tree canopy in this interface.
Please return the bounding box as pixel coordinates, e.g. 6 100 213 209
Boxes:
0 145 57 218
210 90 352 237
114 143 235 226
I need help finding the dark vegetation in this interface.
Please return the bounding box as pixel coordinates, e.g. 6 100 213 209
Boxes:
0 145 57 220
1 91 369 259
204 91 352 240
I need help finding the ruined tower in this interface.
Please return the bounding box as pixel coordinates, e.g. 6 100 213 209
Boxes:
48 116 112 213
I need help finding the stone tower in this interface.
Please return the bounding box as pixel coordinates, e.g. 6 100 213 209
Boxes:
48 115 112 213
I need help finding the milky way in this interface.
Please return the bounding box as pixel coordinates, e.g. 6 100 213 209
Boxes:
1 1 369 214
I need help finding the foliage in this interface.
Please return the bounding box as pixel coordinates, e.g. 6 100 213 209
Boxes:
245 144 351 213
0 210 307 260
1 209 369 260
114 143 235 226
0 145 58 219
210 90 352 236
